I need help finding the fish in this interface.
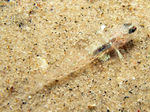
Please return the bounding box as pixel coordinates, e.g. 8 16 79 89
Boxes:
48 24 136 78
34 23 137 90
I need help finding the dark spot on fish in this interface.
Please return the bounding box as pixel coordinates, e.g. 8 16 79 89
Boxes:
93 43 111 55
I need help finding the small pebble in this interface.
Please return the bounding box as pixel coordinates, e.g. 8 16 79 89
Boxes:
28 96 32 99
88 104 96 110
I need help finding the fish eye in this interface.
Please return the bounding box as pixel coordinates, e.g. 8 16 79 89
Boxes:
128 26 137 34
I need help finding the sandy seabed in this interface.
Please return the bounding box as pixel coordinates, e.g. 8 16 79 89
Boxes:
0 0 150 112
